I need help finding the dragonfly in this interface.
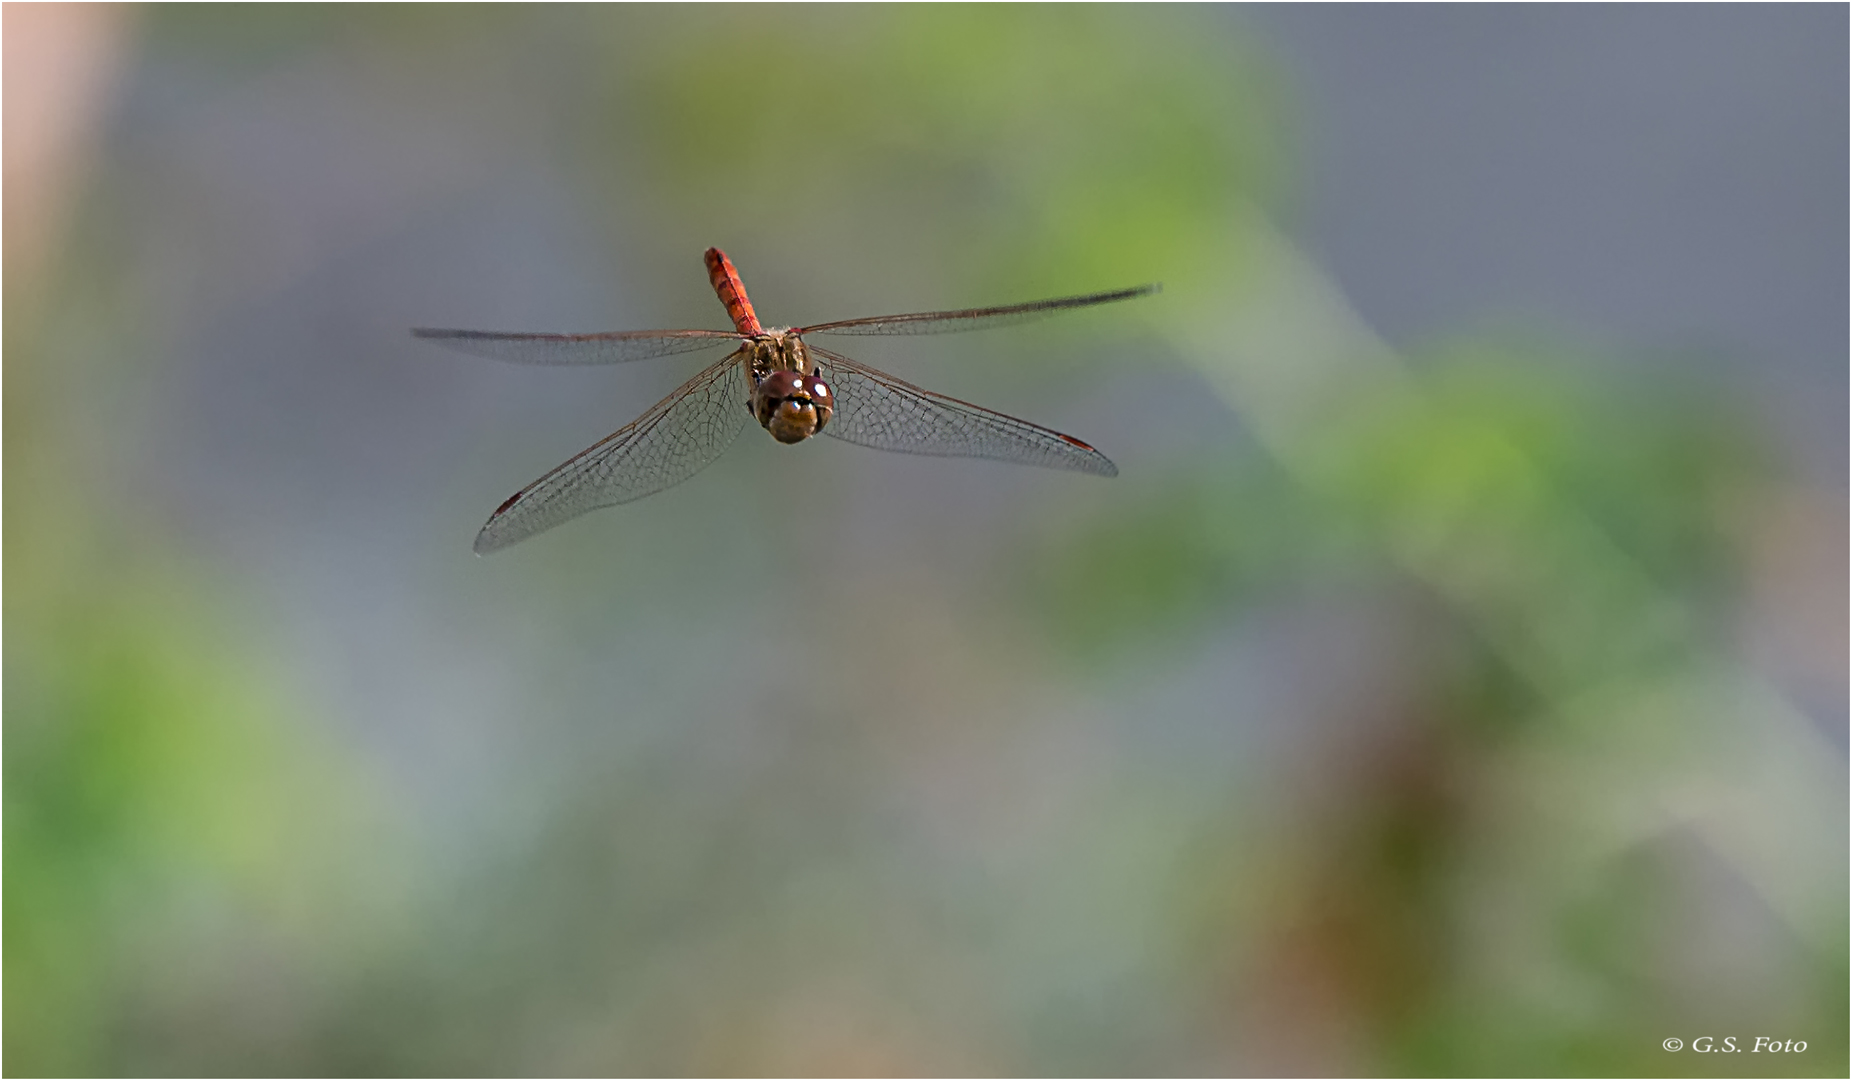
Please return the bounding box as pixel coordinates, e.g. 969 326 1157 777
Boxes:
415 248 1157 553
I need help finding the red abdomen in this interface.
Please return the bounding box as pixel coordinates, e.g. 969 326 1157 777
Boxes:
704 248 763 336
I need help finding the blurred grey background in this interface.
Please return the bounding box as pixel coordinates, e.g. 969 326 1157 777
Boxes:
1258 4 1846 483
7 6 1844 1076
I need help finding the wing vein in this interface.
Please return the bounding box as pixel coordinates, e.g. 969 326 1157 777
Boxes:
809 345 1116 477
797 284 1157 337
413 327 741 366
474 352 749 552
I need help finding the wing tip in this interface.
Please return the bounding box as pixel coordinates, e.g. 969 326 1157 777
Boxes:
1110 283 1159 304
414 327 499 341
472 528 506 555
472 499 523 555
413 327 494 343
1056 433 1119 477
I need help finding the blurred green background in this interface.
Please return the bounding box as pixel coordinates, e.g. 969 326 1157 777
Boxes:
6 5 1844 1076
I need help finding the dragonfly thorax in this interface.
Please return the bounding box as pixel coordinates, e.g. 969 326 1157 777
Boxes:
743 330 812 376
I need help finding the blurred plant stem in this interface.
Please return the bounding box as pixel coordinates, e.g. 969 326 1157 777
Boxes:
1110 207 1845 1070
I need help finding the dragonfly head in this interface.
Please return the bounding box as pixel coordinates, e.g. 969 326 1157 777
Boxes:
753 369 834 444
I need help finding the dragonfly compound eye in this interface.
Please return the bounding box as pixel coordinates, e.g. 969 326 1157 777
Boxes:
755 371 833 443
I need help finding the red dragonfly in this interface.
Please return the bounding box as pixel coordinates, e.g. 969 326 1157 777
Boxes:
416 249 1156 553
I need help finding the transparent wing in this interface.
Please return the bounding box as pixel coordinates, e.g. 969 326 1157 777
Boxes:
474 353 749 553
413 327 741 365
810 345 1116 477
796 284 1157 337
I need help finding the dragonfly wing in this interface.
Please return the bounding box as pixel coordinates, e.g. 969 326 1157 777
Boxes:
474 353 749 552
797 284 1157 337
811 346 1116 477
413 327 741 365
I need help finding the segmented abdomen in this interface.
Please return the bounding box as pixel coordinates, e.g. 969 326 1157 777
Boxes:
704 248 762 336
